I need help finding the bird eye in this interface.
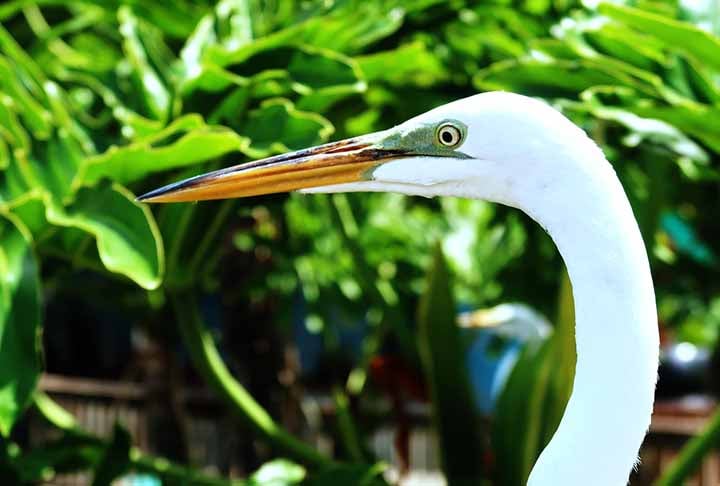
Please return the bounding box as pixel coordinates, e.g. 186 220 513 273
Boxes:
436 123 462 148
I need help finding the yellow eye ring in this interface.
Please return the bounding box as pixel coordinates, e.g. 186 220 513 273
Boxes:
436 123 462 147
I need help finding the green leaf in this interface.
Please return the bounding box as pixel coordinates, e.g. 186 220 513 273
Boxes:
45 182 164 290
35 134 84 201
81 115 248 186
9 196 48 239
241 99 333 156
474 59 637 97
0 57 51 140
599 3 720 71
287 47 359 90
118 6 171 120
562 90 709 162
300 3 405 54
0 92 31 153
91 424 132 486
0 214 41 437
417 245 484 484
628 104 720 153
356 41 446 86
0 23 47 88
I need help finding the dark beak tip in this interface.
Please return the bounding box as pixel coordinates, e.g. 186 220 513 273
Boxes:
136 190 160 203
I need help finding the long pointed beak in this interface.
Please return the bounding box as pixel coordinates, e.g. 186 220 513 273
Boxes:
138 135 407 203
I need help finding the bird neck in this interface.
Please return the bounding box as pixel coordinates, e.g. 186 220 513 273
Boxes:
522 153 659 486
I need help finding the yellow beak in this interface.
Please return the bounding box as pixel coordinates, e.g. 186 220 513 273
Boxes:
138 136 406 203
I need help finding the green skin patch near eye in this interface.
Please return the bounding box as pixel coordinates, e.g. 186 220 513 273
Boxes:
380 119 470 158
358 119 470 181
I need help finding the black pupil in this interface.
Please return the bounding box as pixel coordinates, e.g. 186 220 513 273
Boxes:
441 129 455 144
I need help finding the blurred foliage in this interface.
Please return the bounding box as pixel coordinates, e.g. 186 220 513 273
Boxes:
0 0 719 484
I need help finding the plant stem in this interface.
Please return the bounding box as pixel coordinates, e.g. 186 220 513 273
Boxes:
33 392 245 485
189 199 234 274
655 405 720 486
332 387 367 462
171 292 332 467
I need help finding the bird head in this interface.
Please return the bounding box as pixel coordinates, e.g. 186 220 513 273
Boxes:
138 92 593 206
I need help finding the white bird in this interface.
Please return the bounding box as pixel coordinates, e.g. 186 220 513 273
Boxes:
140 92 659 486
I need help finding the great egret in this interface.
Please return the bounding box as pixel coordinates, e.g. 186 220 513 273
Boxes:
140 92 659 486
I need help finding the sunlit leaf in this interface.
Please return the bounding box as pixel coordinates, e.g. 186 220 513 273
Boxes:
599 3 720 71
241 99 333 156
118 7 172 120
45 182 164 290
81 115 248 185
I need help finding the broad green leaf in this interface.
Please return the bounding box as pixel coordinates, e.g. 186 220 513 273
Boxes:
45 182 164 290
585 27 662 71
0 214 41 437
8 196 47 238
118 7 171 120
204 24 301 67
241 99 333 156
81 116 248 185
286 47 359 90
562 90 709 162
599 3 720 71
300 3 405 54
34 134 84 201
628 104 720 153
0 154 36 205
474 59 641 97
356 41 446 86
680 57 720 105
126 2 207 39
417 245 484 484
